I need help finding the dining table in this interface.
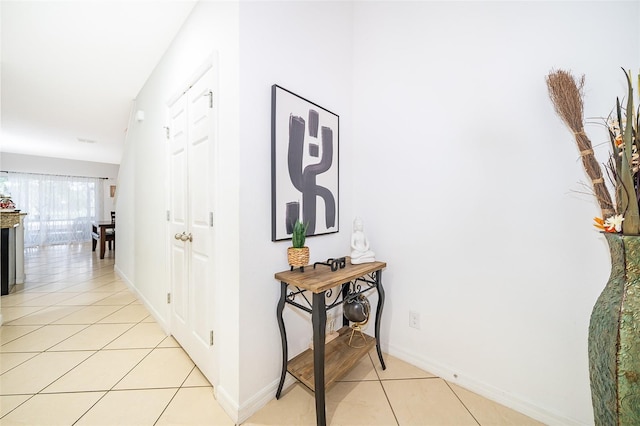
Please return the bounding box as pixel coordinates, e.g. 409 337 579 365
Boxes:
92 221 115 259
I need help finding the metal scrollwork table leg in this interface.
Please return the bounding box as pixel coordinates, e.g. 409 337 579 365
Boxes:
374 271 386 370
275 281 288 399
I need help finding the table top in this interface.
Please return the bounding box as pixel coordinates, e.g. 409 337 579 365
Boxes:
93 221 115 228
275 259 386 293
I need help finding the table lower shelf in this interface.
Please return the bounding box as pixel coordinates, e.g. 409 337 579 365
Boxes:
287 326 376 392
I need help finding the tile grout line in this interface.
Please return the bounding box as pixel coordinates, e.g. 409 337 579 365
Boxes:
6 244 220 424
2 300 139 354
1 244 137 424
82 343 195 424
0 323 47 346
444 380 482 426
62 333 186 425
0 350 101 420
15 263 116 292
101 312 178 392
368 352 401 426
0 304 56 324
151 364 200 425
0 393 37 420
71 388 111 425
51 318 154 423
42 317 137 356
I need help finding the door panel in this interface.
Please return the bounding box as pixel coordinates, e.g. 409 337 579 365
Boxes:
171 245 187 321
168 65 217 386
169 97 189 328
190 141 209 226
186 66 215 360
192 252 210 345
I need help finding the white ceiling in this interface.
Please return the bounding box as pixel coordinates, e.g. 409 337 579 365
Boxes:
1 0 197 165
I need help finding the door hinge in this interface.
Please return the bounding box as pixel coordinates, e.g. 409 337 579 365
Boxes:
167 293 171 304
166 210 170 221
209 212 214 227
206 90 213 108
210 330 214 346
164 126 170 139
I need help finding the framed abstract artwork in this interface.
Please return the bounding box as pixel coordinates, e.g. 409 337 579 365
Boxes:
271 85 339 241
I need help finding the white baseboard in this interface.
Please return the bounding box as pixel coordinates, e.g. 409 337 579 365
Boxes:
226 342 583 426
216 375 297 425
216 385 240 425
113 265 130 286
191 341 583 425
0 312 3 326
385 342 584 426
239 375 297 424
114 265 169 333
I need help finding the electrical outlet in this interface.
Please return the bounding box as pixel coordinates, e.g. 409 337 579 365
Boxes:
409 311 420 329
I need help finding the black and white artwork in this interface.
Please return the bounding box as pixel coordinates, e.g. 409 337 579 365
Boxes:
271 85 339 241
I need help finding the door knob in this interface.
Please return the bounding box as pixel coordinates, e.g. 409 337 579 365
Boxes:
175 232 192 242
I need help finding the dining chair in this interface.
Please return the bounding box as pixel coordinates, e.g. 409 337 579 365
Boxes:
106 211 115 250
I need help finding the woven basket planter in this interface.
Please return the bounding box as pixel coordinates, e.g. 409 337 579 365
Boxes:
287 247 309 268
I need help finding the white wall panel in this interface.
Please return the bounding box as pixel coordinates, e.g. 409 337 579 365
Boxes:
352 2 639 424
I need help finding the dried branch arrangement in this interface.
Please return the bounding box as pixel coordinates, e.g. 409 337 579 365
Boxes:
546 70 615 219
546 68 640 235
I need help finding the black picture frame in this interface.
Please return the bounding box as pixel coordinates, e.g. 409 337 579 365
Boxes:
271 85 339 242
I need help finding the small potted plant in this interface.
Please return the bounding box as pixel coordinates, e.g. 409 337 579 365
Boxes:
287 220 309 271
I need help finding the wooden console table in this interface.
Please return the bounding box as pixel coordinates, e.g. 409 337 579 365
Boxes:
274 260 387 426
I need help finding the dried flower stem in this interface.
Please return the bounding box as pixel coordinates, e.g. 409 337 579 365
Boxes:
617 69 640 234
546 69 615 219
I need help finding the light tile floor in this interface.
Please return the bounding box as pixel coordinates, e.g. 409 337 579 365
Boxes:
1 243 544 425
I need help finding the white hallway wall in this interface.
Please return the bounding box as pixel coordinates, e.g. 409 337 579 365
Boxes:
120 1 355 421
116 0 241 414
238 0 355 417
352 2 638 425
117 1 639 425
118 0 355 421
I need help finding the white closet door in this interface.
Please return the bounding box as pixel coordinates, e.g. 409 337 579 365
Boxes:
168 65 217 386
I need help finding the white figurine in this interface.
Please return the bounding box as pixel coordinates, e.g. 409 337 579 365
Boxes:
350 217 375 264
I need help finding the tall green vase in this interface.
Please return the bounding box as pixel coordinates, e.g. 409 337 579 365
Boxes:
589 233 640 425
